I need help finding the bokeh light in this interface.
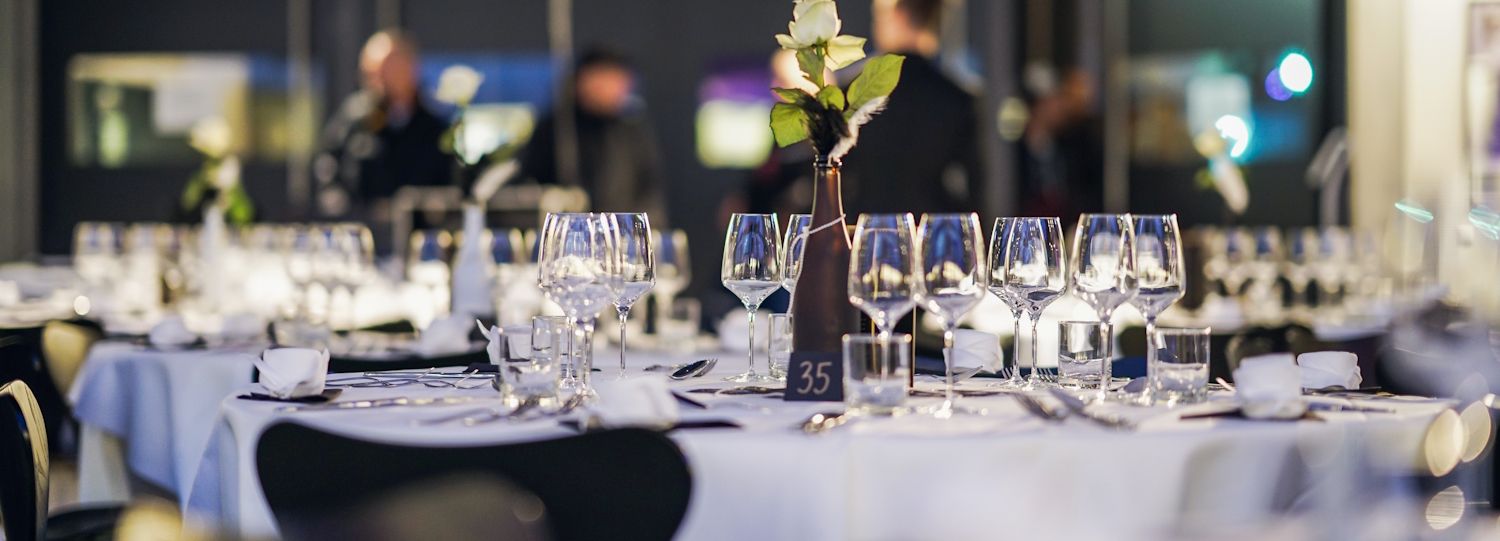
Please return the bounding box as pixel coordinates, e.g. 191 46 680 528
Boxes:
1264 69 1293 102
1278 52 1313 93
1214 114 1251 158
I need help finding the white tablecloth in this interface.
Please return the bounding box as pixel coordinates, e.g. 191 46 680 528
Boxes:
182 357 1450 541
68 341 260 502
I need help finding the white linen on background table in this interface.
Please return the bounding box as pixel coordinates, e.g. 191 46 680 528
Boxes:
183 353 1449 541
68 341 260 503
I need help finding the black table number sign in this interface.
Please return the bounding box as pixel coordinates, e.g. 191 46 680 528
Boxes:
784 351 843 401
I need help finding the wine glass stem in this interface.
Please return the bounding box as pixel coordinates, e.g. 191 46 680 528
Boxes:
943 327 956 408
575 317 595 392
1098 317 1113 398
1010 312 1023 383
1028 314 1041 385
617 305 631 377
1144 315 1157 394
746 305 759 377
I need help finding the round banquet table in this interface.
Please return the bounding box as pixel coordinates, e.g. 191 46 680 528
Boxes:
182 357 1452 541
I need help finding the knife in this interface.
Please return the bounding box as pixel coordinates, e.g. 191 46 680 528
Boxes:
277 395 488 413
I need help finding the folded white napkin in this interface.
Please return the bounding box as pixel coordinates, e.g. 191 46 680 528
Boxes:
218 312 267 343
0 280 19 307
148 315 198 348
1297 351 1362 390
254 348 330 399
717 308 770 352
1232 354 1306 419
590 376 679 429
414 314 474 357
952 329 1003 372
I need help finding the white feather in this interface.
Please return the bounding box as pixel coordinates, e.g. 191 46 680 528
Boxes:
828 96 888 161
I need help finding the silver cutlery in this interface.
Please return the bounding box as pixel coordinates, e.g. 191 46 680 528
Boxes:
644 358 718 378
1012 393 1066 423
1047 388 1136 430
278 395 487 413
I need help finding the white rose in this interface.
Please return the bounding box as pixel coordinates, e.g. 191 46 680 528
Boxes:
825 34 867 69
776 0 841 50
435 64 484 106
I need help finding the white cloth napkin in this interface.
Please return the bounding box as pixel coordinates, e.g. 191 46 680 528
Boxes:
717 308 770 352
0 280 19 307
254 348 330 399
590 376 679 429
149 315 198 348
414 314 474 357
1232 354 1306 419
952 329 1003 372
1297 351 1362 390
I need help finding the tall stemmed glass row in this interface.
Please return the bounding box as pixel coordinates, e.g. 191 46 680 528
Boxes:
838 212 1184 405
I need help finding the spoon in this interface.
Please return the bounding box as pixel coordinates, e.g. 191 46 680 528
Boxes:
669 358 718 380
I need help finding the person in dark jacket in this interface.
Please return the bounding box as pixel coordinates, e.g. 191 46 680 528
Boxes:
313 30 453 228
839 0 984 216
519 48 667 222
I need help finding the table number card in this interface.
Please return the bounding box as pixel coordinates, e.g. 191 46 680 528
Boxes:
784 351 843 401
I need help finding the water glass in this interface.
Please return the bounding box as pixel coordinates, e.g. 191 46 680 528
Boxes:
1151 326 1211 405
769 313 794 379
1057 320 1106 388
497 317 566 408
842 333 913 416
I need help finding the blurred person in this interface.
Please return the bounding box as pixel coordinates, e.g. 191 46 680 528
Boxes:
1018 65 1103 219
313 30 453 230
838 0 983 215
518 48 667 222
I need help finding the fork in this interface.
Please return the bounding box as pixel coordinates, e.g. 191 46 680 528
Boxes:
1011 393 1066 423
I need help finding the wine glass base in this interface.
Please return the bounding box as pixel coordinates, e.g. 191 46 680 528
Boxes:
723 372 780 384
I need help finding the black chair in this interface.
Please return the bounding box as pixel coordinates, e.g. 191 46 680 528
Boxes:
0 380 122 541
257 423 693 541
1222 324 1319 381
0 325 76 455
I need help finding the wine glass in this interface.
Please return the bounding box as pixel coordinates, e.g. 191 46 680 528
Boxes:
1070 213 1137 399
1245 226 1284 322
1128 214 1185 402
1282 227 1318 320
1312 226 1351 316
721 213 782 383
987 217 1026 388
848 213 917 337
538 213 620 399
1001 217 1067 390
914 213 986 418
782 214 812 307
609 213 655 377
536 213 575 389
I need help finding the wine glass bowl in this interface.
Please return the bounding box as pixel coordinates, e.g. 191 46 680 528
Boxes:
1070 213 1137 398
848 213 918 337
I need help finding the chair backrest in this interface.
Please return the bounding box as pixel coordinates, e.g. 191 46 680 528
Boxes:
0 380 49 541
41 319 104 397
1225 324 1318 376
256 423 692 541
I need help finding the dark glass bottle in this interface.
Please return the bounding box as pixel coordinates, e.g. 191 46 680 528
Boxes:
790 156 858 354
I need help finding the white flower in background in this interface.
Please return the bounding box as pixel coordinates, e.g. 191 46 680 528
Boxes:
211 155 242 190
435 64 484 107
776 0 841 49
189 116 232 158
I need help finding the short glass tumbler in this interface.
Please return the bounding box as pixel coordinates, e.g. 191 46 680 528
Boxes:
769 313 793 380
1057 321 1106 388
842 333 913 416
1151 326 1211 405
498 316 566 408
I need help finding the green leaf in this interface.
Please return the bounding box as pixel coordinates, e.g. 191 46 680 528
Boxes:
795 47 826 88
846 54 904 114
815 85 845 111
772 87 807 104
770 102 810 147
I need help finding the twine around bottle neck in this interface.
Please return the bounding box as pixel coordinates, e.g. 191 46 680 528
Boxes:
813 156 842 170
